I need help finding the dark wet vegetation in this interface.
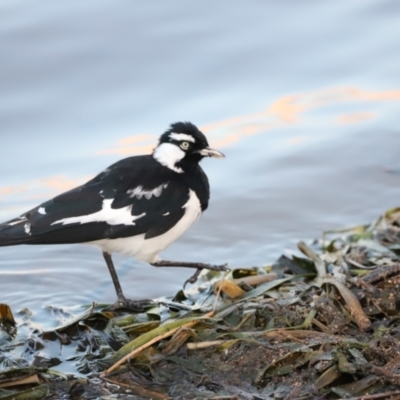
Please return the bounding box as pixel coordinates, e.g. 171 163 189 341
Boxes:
2 208 400 399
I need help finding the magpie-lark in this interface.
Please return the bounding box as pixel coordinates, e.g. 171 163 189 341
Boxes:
0 122 226 310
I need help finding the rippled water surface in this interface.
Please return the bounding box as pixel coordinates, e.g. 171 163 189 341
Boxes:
1 0 400 322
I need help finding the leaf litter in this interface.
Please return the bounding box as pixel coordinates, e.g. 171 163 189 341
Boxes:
3 209 400 398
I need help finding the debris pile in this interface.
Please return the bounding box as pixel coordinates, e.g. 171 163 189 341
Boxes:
2 208 400 399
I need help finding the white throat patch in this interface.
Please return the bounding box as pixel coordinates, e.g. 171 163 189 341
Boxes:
153 143 185 173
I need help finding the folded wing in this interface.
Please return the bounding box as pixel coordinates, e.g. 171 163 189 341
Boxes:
0 157 189 246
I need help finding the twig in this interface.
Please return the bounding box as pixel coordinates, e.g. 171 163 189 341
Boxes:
343 391 400 400
187 340 227 350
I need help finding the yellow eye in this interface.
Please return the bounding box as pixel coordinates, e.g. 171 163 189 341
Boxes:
180 141 190 150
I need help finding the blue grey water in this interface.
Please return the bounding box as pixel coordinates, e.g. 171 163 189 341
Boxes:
1 0 400 327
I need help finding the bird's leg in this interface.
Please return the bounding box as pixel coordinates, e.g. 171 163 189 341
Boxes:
103 252 125 301
151 260 229 287
102 252 153 311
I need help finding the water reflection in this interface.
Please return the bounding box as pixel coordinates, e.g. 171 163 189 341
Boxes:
0 176 89 209
205 87 400 148
0 269 51 275
337 112 374 124
0 85 399 214
98 134 155 156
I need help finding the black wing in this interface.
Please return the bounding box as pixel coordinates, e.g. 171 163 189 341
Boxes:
0 156 190 246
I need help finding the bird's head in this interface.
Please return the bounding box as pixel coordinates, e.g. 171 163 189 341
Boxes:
153 122 225 173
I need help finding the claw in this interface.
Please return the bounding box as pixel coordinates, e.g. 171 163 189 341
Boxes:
183 263 230 287
184 268 202 288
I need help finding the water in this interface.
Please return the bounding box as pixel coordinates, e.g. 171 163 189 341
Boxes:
1 0 400 323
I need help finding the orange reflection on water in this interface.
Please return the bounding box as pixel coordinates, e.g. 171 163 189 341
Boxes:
201 87 400 149
99 87 400 156
345 88 400 102
337 112 374 124
37 176 89 193
268 95 308 123
286 136 311 146
98 134 155 156
0 176 90 205
0 186 25 198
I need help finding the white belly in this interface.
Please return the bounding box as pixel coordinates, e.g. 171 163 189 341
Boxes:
88 189 202 263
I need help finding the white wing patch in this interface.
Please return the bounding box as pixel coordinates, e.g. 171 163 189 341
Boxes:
38 207 46 215
51 199 146 226
153 143 185 173
127 184 168 200
24 223 31 235
169 133 195 143
8 217 27 226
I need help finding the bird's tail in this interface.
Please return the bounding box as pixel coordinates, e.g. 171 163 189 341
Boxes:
0 216 33 246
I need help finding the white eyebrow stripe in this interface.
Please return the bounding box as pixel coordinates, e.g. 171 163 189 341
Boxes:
169 133 195 143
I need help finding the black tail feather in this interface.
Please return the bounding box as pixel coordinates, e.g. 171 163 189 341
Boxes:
0 218 33 246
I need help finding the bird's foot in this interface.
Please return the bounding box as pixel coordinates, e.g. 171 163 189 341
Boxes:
103 295 155 312
184 263 229 287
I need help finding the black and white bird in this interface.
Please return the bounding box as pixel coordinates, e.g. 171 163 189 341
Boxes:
0 122 226 310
